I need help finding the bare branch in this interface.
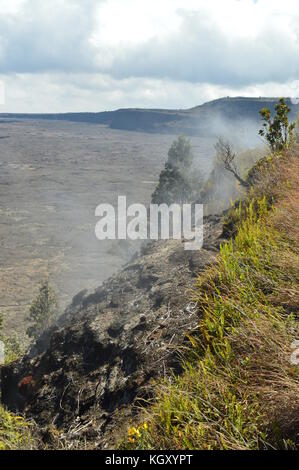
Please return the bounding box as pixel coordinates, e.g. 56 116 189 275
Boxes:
215 137 249 188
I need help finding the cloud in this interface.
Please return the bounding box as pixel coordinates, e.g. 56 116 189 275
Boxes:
2 72 299 113
0 0 299 111
2 73 217 112
93 2 299 87
1 0 299 85
0 0 101 73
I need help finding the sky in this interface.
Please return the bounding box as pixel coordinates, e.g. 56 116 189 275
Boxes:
0 0 299 112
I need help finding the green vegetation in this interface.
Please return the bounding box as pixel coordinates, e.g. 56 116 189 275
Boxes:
152 135 203 204
152 164 192 205
124 143 299 449
0 407 35 450
0 281 58 450
0 295 36 450
259 98 295 152
166 135 193 170
2 335 25 365
26 281 58 340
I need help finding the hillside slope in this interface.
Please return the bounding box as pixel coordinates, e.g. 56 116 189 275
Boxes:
1 147 299 450
125 149 299 450
1 216 225 449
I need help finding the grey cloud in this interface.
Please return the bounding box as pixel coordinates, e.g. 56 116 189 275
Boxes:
1 72 223 112
0 0 102 73
105 10 299 86
1 2 299 91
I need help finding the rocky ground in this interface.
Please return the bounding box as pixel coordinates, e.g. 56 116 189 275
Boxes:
1 214 225 449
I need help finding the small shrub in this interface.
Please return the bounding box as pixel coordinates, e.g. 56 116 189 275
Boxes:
259 98 295 153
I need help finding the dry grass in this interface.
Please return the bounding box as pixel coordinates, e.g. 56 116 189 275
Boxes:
124 149 299 450
229 314 299 447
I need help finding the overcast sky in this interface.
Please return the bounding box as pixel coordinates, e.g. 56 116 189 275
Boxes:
0 0 299 112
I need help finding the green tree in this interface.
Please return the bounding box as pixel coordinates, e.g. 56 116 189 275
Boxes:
167 135 193 170
152 136 203 205
259 98 295 152
26 282 58 340
152 163 192 205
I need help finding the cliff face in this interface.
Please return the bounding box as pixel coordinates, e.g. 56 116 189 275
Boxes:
2 97 299 136
1 215 225 449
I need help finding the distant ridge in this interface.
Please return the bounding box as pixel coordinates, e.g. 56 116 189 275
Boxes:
1 97 298 137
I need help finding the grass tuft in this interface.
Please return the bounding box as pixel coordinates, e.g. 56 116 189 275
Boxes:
0 406 37 450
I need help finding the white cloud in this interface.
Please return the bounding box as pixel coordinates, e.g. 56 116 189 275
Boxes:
0 0 101 73
2 73 299 113
0 0 25 16
92 1 299 86
0 0 299 111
